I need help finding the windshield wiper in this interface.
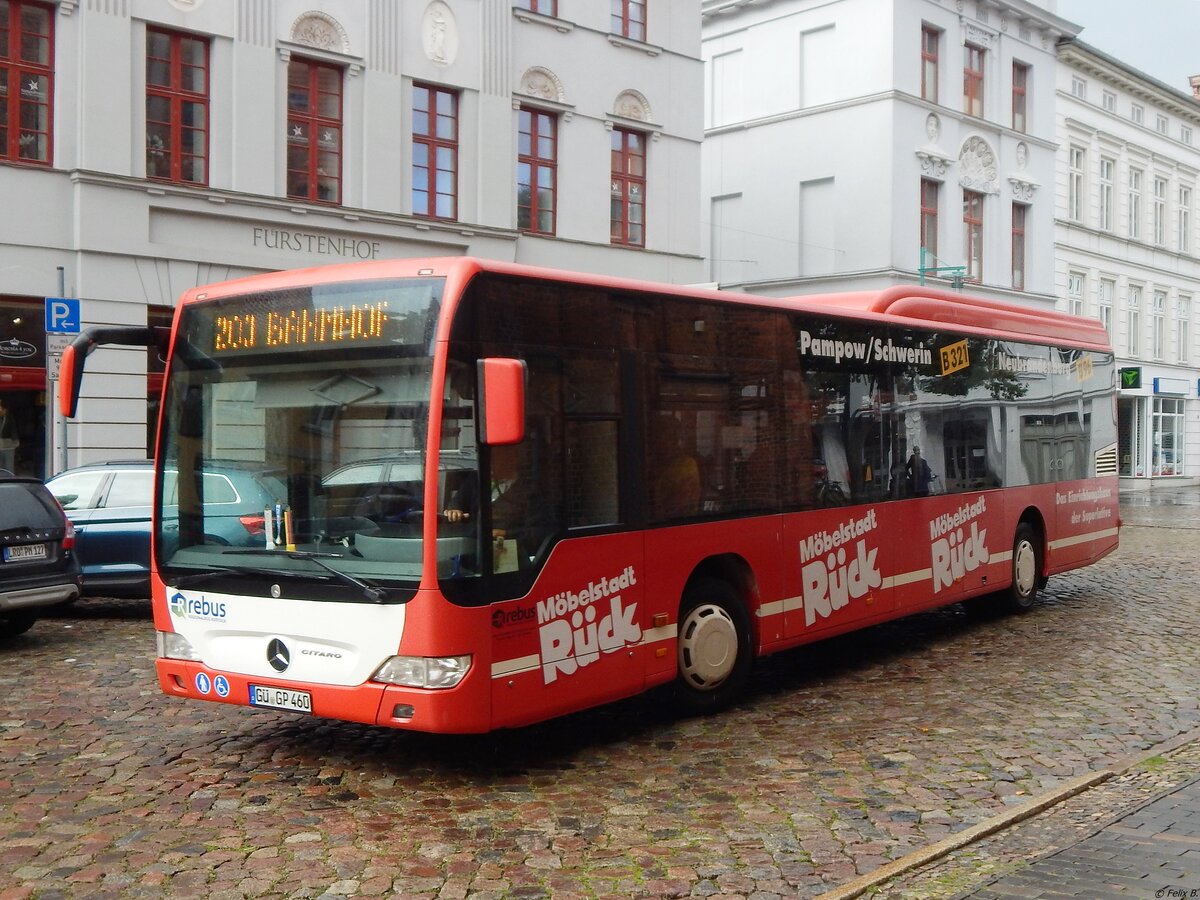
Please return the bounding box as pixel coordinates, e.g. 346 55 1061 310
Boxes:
223 548 387 603
169 563 286 590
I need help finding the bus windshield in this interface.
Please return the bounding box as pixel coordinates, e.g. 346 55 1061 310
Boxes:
155 277 463 601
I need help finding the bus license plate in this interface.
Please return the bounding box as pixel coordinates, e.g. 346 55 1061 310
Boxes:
3 543 47 562
249 684 312 714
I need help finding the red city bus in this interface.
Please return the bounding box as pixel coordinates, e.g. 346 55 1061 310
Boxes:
60 258 1119 733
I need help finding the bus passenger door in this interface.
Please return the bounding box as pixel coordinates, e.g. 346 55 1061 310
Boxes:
486 350 650 728
492 532 647 729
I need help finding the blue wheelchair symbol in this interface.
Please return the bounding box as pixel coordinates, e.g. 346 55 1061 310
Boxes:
214 676 231 698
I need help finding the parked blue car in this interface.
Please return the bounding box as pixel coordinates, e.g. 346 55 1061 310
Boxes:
46 460 285 597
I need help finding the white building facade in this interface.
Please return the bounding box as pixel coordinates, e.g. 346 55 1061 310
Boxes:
701 0 1076 304
1055 39 1200 489
0 0 704 476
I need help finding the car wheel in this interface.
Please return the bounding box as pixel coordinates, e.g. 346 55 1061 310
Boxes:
0 612 37 639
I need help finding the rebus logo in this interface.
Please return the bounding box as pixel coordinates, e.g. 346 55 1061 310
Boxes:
492 607 537 629
169 591 227 622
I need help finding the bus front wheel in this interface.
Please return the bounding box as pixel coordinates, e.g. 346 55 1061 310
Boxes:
674 578 751 714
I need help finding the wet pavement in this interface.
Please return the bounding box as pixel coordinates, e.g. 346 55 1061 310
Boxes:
2 487 1200 898
865 486 1200 900
857 735 1200 898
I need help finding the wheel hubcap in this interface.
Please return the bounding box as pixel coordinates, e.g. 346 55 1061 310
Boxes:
1013 540 1036 597
679 603 738 691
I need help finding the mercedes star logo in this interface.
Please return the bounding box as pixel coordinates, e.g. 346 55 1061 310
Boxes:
267 638 291 672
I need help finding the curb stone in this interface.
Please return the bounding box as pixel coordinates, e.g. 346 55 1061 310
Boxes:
816 725 1200 900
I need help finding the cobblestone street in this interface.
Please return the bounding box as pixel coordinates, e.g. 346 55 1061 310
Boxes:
2 493 1199 899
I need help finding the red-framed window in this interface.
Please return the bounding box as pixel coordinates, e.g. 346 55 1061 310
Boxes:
920 178 939 261
146 28 209 185
0 0 53 165
963 43 984 118
517 107 557 235
413 83 458 220
1011 202 1027 290
921 25 939 103
612 0 646 42
286 58 342 204
916 177 936 267
610 127 645 247
516 0 557 14
963 190 984 282
1011 62 1028 133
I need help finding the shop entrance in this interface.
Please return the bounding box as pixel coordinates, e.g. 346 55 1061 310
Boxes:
0 389 47 478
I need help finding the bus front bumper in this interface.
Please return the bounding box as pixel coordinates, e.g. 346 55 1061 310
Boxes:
154 658 493 733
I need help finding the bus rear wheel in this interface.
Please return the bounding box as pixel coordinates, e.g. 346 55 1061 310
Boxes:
963 522 1043 618
674 578 751 714
1003 522 1042 613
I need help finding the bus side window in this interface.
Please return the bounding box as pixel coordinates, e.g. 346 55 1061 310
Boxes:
648 413 701 521
564 355 621 529
566 420 619 527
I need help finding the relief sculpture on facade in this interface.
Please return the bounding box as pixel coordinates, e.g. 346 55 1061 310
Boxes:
423 1 459 66
959 136 998 194
614 89 651 123
521 67 566 104
290 11 349 53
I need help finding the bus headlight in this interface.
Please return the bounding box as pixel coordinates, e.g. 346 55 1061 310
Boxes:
372 655 471 689
157 630 203 661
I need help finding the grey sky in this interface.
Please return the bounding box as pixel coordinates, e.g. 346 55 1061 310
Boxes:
1054 0 1200 95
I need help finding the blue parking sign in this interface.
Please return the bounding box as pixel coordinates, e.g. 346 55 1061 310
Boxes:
45 297 81 334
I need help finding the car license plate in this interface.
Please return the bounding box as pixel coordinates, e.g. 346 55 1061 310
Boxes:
248 684 312 714
3 543 47 562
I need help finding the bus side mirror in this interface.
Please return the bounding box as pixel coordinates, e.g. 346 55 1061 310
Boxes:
58 325 171 419
477 358 526 445
58 344 82 418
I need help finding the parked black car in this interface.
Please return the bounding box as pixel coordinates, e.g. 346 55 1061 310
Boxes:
0 474 82 639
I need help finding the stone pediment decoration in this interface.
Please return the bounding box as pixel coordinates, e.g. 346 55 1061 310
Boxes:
959 136 998 194
916 113 954 177
520 67 566 105
963 23 995 49
1008 176 1037 201
917 149 954 177
613 89 651 123
290 11 350 54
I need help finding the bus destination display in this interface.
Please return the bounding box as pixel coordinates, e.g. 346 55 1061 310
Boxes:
210 301 391 355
